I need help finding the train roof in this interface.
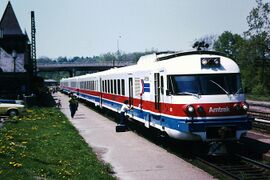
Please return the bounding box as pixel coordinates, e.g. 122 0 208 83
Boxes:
60 51 240 81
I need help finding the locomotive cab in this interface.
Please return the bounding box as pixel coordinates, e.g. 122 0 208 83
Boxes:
159 52 252 142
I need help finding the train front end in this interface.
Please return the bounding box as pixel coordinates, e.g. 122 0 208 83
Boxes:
161 52 252 143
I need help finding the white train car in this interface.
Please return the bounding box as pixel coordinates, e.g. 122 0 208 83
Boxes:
60 51 252 143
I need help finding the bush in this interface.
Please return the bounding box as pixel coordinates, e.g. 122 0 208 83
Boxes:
251 83 267 95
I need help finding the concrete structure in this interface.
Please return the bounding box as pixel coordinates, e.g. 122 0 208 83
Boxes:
37 61 134 77
57 92 213 180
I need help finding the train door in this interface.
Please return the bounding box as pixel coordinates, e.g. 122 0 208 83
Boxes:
128 77 133 107
159 71 166 113
154 73 161 112
99 78 103 107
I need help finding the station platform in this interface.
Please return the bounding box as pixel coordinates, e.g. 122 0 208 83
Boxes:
56 92 213 180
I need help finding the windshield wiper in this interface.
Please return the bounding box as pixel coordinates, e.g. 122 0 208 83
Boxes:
177 92 201 98
210 80 229 96
233 88 242 96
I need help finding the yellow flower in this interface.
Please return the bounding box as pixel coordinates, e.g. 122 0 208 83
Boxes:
32 126 38 130
10 161 23 168
14 163 22 168
26 109 33 113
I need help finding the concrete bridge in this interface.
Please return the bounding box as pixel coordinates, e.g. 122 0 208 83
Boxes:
37 61 135 77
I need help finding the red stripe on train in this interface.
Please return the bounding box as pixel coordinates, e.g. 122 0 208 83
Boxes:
67 87 247 117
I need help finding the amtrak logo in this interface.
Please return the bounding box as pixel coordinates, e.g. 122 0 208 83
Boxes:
209 107 230 113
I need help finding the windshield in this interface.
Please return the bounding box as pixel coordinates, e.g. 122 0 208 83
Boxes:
168 74 243 95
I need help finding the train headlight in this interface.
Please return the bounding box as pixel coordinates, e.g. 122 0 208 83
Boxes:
201 57 220 68
197 105 204 114
241 102 249 112
214 59 220 65
186 105 195 116
201 59 208 66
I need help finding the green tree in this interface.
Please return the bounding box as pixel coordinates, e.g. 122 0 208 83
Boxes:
213 31 245 62
244 0 270 94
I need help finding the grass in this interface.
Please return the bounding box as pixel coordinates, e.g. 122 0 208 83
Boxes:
0 107 115 179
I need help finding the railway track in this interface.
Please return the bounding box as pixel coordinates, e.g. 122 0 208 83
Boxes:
82 101 270 179
247 100 270 133
248 110 270 122
196 154 270 180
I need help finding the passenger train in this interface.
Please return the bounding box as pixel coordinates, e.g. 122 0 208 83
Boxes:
60 51 252 145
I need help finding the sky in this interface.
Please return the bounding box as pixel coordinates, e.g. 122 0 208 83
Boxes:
0 0 258 59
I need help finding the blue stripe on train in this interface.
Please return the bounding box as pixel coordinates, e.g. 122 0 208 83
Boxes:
130 107 251 132
71 89 251 133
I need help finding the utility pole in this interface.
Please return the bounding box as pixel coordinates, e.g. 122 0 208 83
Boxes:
114 36 121 67
31 11 37 76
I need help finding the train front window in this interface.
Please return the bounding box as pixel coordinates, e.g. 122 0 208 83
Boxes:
168 74 243 95
171 76 200 94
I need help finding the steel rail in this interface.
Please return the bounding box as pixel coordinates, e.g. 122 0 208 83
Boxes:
196 156 241 180
235 154 270 170
196 154 270 180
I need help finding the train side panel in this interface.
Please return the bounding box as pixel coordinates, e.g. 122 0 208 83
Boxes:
60 51 252 142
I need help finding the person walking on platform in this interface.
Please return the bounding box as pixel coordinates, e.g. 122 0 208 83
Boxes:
69 93 78 118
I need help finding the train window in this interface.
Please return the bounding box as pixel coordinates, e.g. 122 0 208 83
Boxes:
107 80 109 93
110 80 113 94
117 79 121 95
174 76 199 94
200 75 225 95
121 79 125 95
105 80 107 93
114 79 117 94
71 82 76 88
226 74 243 94
168 73 243 96
107 80 111 93
161 76 164 95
